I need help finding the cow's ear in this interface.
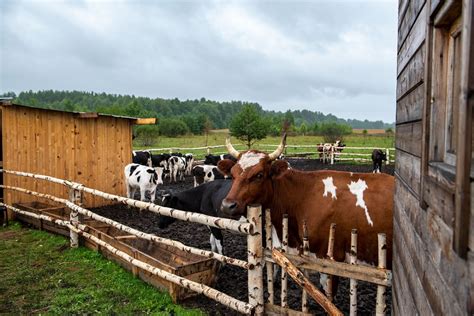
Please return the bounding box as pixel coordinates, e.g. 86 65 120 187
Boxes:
270 160 289 179
217 159 235 177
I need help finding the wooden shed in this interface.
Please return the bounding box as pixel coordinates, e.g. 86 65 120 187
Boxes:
0 99 155 215
395 0 472 314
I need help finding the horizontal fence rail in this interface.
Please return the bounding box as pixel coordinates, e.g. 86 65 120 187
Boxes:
0 184 249 269
0 170 253 235
140 144 395 165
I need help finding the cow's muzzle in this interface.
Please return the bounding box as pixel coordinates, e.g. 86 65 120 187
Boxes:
221 198 238 216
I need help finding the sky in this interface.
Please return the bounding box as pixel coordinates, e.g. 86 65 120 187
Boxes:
0 0 398 123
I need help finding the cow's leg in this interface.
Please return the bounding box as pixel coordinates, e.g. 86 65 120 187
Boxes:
209 227 224 255
140 189 146 202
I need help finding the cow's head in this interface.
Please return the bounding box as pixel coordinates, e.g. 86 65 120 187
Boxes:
219 134 288 218
157 192 178 228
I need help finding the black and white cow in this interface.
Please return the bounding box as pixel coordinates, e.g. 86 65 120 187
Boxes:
124 163 164 201
158 179 232 255
372 149 387 173
132 150 152 167
151 154 170 169
192 164 227 187
184 153 194 176
168 156 186 182
204 154 237 166
0 205 8 227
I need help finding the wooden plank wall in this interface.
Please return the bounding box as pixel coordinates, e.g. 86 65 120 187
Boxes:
395 1 470 315
2 105 132 210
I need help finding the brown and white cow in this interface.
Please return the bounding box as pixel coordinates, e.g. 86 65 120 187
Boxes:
218 135 393 272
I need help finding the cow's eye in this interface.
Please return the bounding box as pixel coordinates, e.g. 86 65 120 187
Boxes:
256 172 263 179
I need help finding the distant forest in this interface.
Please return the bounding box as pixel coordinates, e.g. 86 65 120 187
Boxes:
2 90 393 133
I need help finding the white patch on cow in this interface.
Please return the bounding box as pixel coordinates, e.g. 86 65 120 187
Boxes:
238 152 265 171
132 151 137 157
322 176 337 200
210 233 223 255
348 179 373 226
350 172 353 177
272 225 282 249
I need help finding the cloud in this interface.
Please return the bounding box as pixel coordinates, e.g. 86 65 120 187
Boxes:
0 0 397 122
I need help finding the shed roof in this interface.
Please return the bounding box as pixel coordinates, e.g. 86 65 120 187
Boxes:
0 99 156 125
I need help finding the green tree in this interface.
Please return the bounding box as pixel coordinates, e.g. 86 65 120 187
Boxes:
134 125 160 146
230 105 270 148
299 122 307 136
320 122 352 143
159 118 189 137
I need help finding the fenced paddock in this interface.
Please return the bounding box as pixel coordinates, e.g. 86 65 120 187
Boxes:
1 168 392 315
144 144 395 165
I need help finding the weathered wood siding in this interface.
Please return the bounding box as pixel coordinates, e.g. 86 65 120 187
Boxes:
395 1 471 315
2 105 132 209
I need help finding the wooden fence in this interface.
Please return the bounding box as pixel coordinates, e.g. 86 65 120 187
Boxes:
144 144 395 165
0 169 392 315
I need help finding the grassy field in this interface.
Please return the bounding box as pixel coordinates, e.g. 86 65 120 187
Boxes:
0 222 203 315
134 131 395 160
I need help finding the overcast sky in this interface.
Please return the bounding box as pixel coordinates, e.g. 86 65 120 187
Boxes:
1 0 398 122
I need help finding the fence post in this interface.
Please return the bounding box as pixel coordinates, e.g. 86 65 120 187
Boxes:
330 146 335 165
247 205 264 315
68 187 82 248
349 229 358 316
302 220 310 313
264 209 274 305
281 214 289 308
207 146 211 155
326 223 336 301
376 233 387 315
385 148 390 165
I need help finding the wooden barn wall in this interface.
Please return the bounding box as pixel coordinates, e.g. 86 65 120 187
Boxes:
2 106 132 210
395 0 470 314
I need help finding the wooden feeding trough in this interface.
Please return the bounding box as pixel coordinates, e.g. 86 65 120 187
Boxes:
13 202 218 302
82 219 218 302
14 202 70 236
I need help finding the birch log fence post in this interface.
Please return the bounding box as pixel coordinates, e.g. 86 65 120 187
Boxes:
264 208 274 305
302 220 310 313
376 233 387 315
326 223 336 301
385 148 390 165
68 185 82 248
350 229 358 316
247 204 264 315
281 214 289 308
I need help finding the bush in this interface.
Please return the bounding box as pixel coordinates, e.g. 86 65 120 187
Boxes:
134 125 160 146
319 122 352 143
159 118 189 137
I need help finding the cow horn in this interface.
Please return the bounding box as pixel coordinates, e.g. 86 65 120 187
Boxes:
268 133 287 160
225 137 240 158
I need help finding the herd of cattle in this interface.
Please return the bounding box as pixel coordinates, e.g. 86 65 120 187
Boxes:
122 136 394 296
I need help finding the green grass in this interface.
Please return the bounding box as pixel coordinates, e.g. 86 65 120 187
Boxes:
0 222 204 315
134 131 395 160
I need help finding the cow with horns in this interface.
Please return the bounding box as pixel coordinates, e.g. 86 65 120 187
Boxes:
218 134 394 293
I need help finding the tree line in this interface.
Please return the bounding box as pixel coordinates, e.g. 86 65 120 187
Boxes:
2 90 393 140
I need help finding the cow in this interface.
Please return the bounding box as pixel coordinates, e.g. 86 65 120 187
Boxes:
124 163 164 202
204 154 237 166
218 135 394 294
132 150 152 167
184 153 194 176
192 164 228 187
318 140 345 163
371 149 387 173
168 155 186 182
158 180 232 255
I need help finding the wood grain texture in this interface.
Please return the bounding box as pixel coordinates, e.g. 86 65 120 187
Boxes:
398 0 426 51
2 105 133 208
398 4 427 75
396 83 424 124
395 150 421 196
397 44 425 100
395 121 423 157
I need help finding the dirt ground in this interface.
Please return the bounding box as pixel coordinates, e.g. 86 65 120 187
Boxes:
92 159 393 315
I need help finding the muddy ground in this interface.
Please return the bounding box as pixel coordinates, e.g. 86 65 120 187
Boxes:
92 159 393 315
